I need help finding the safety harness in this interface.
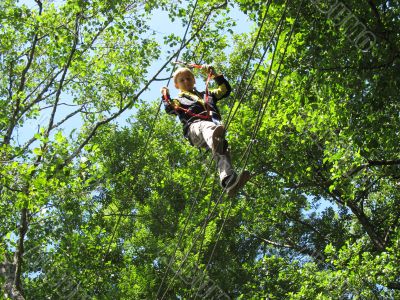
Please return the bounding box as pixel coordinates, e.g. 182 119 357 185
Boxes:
162 61 213 120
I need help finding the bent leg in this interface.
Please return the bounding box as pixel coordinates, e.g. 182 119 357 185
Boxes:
188 121 236 185
188 121 223 153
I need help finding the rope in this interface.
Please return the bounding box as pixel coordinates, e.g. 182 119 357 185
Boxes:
91 0 201 294
157 2 279 297
148 0 200 151
154 0 208 297
187 3 287 297
159 191 227 300
156 155 215 298
224 0 273 129
225 0 286 131
243 0 303 168
159 0 301 296
192 1 304 297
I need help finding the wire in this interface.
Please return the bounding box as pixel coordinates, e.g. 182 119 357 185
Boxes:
154 0 208 297
90 0 201 295
189 3 289 297
159 0 302 297
244 0 303 168
159 190 227 300
192 1 305 297
157 2 280 297
224 0 273 129
145 0 200 157
224 0 287 131
156 155 215 297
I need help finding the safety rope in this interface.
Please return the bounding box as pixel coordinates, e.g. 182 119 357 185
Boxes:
154 0 209 297
192 0 304 297
157 1 276 296
90 0 203 295
158 0 304 297
159 0 299 297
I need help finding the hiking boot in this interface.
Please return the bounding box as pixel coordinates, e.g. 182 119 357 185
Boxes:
212 125 225 155
226 170 251 198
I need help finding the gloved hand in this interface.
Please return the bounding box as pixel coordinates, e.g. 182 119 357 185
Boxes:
161 87 169 96
161 87 179 109
201 64 217 76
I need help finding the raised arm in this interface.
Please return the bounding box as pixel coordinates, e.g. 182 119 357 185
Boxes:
209 74 232 100
201 65 232 100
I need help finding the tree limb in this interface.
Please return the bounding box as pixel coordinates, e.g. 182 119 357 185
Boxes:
2 2 42 146
13 107 83 159
13 208 28 294
346 201 385 251
366 0 389 39
244 227 326 261
1 260 25 300
58 7 215 170
45 14 81 139
345 159 400 178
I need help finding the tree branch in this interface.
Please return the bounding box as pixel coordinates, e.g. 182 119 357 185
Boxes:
244 227 326 261
45 14 81 139
13 208 28 294
12 6 80 295
346 201 385 251
345 159 400 178
386 282 400 290
20 68 62 112
286 213 332 243
2 2 42 146
1 260 25 300
13 107 83 160
366 0 389 39
57 7 215 170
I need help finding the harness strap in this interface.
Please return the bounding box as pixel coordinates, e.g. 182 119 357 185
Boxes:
162 90 211 120
204 70 212 117
173 60 203 69
162 67 214 120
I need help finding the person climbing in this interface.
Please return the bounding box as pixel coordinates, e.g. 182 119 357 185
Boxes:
161 64 250 197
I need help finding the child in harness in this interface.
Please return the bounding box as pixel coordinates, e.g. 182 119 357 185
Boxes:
161 64 250 197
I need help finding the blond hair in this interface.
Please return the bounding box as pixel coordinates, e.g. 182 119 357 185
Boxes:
173 67 194 83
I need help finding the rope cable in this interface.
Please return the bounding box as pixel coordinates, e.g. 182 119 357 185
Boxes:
91 0 201 294
158 0 303 296
154 1 226 297
243 0 303 168
156 155 215 297
158 3 286 297
187 0 279 272
225 2 288 131
224 0 273 128
192 0 304 297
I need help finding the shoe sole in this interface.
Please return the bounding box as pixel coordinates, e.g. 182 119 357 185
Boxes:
227 171 251 197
